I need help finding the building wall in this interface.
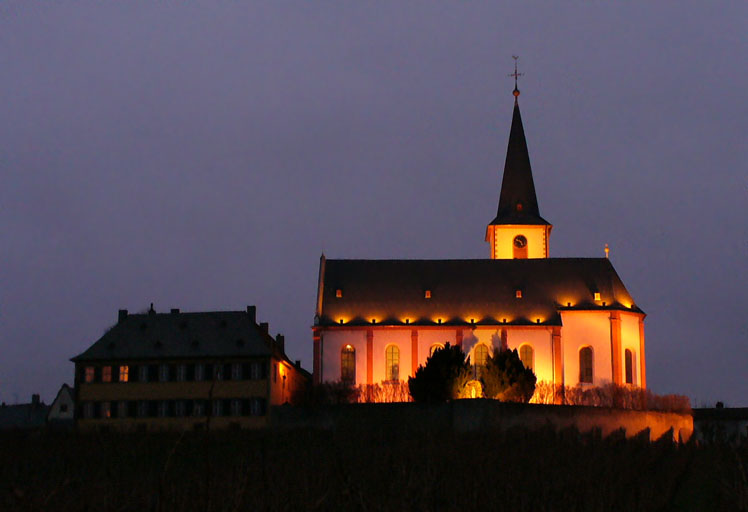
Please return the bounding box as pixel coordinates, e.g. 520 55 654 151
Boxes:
320 330 367 385
560 311 613 386
489 224 548 259
74 358 290 431
417 329 458 367
620 312 643 387
48 387 75 421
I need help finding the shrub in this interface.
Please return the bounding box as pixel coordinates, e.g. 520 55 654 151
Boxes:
481 348 537 403
529 381 691 413
408 343 472 402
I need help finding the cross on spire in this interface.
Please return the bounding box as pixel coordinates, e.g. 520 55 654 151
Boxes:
508 56 523 100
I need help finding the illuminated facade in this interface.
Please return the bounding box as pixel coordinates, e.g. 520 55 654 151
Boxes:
313 89 646 394
72 305 310 431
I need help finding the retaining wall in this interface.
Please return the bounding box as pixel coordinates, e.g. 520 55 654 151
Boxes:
272 399 693 442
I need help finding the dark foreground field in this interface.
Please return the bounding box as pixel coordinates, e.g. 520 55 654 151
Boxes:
1 427 746 511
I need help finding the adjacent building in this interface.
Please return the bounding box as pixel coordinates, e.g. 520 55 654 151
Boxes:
313 87 646 394
72 305 309 431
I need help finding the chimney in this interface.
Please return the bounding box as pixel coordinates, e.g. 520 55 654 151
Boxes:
259 322 269 334
170 308 180 315
246 305 256 323
31 394 40 406
275 334 285 353
118 309 128 323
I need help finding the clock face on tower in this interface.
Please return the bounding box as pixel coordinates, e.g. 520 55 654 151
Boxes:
513 235 527 248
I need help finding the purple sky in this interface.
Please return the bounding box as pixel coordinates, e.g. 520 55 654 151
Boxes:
1 2 746 406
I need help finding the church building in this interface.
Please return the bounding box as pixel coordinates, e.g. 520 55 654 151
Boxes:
312 84 646 395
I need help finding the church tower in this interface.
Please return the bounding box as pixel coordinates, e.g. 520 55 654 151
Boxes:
486 67 552 259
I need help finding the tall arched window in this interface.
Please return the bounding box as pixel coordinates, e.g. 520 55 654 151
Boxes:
472 344 489 378
579 347 593 384
429 343 445 358
519 344 534 371
385 345 400 381
625 349 634 385
472 344 489 367
341 345 355 383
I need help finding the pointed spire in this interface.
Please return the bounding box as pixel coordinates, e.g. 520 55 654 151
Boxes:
488 83 549 226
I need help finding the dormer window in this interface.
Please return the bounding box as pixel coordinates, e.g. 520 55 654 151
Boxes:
594 292 601 302
516 290 523 299
424 290 432 299
335 289 343 298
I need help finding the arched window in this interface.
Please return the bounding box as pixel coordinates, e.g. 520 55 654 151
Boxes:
579 347 593 384
625 349 634 385
472 344 489 367
341 345 355 383
385 345 400 381
429 343 444 358
519 344 534 371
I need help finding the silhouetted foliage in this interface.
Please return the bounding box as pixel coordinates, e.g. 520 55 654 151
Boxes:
408 343 472 402
482 348 537 402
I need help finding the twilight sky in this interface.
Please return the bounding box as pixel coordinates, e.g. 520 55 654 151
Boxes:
1 2 746 406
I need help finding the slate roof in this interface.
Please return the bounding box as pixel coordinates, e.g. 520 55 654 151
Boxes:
0 403 50 430
72 309 285 362
317 257 642 327
488 100 550 226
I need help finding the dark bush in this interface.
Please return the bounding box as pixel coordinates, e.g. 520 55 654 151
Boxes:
481 348 537 402
408 343 472 402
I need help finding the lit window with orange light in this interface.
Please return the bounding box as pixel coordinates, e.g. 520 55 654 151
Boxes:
385 345 400 381
102 366 112 383
119 366 129 382
594 292 601 301
516 290 522 299
101 401 111 419
341 345 355 383
519 345 534 371
424 290 432 299
84 366 94 383
335 289 343 298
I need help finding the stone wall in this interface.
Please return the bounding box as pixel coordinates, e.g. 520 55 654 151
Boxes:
272 399 693 442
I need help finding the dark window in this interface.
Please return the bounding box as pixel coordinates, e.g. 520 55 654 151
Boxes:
231 363 242 380
625 349 634 385
579 347 593 384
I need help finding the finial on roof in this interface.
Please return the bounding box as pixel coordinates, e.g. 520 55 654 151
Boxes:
508 56 523 101
604 244 610 259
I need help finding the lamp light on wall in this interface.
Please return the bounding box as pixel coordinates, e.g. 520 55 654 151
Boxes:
438 318 442 324
470 318 475 324
371 318 376 324
567 302 571 307
339 318 344 324
502 318 507 324
536 318 540 324
405 318 410 324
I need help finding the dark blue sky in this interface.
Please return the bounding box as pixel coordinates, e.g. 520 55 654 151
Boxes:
1 2 746 406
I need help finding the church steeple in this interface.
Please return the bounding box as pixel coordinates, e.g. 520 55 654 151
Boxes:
486 61 552 260
489 89 548 226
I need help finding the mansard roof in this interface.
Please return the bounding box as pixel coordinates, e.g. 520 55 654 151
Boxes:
488 101 550 226
72 308 286 362
317 258 642 327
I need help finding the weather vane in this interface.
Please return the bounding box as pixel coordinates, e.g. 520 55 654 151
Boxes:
508 55 523 98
